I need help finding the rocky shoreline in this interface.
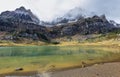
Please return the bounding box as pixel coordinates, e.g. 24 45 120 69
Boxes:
52 62 120 77
1 62 120 77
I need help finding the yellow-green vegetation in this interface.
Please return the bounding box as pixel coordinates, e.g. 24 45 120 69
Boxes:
0 33 120 47
0 46 120 75
52 33 120 47
55 39 120 47
0 33 120 75
0 40 47 46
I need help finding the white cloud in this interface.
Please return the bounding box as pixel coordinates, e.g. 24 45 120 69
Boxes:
0 0 120 23
0 0 26 11
0 0 87 21
26 0 87 21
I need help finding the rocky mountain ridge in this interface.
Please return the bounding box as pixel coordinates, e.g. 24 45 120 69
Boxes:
48 15 114 38
0 7 40 24
0 6 119 43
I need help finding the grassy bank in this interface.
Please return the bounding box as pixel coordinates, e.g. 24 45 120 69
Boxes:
0 38 120 47
0 40 47 46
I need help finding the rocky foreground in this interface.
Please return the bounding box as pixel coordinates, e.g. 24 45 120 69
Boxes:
51 62 120 77
1 62 120 77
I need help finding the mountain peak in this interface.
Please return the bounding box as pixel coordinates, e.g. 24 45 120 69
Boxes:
0 6 40 24
15 6 31 14
15 6 27 11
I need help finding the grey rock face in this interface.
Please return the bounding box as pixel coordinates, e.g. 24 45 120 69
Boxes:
49 15 115 38
0 6 40 24
0 7 119 42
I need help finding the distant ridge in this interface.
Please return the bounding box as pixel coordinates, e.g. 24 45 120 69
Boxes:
0 6 119 43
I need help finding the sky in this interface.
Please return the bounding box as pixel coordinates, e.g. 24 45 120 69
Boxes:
0 0 120 23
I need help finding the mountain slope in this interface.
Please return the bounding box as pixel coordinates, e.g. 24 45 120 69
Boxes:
52 7 85 25
51 7 97 25
0 7 49 42
0 6 119 44
0 6 40 24
49 15 115 38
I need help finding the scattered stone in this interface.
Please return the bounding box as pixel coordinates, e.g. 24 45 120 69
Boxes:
81 61 86 68
96 73 99 76
99 63 104 65
50 65 56 68
15 67 23 71
94 64 99 66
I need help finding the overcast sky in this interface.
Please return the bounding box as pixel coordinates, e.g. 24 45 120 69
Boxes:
0 0 120 22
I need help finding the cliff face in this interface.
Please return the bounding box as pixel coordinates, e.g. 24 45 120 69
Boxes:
0 7 49 42
0 6 42 33
0 7 119 42
49 15 114 38
0 6 40 24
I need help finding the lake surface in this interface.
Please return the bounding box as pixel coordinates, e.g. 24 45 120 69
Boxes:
0 46 120 75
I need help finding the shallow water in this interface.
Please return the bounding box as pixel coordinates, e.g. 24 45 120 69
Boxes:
0 46 120 76
0 46 117 57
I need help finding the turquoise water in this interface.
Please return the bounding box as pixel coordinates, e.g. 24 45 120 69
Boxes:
0 46 120 72
0 46 117 57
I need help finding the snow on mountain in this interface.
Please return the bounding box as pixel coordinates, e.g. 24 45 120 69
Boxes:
0 6 40 24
